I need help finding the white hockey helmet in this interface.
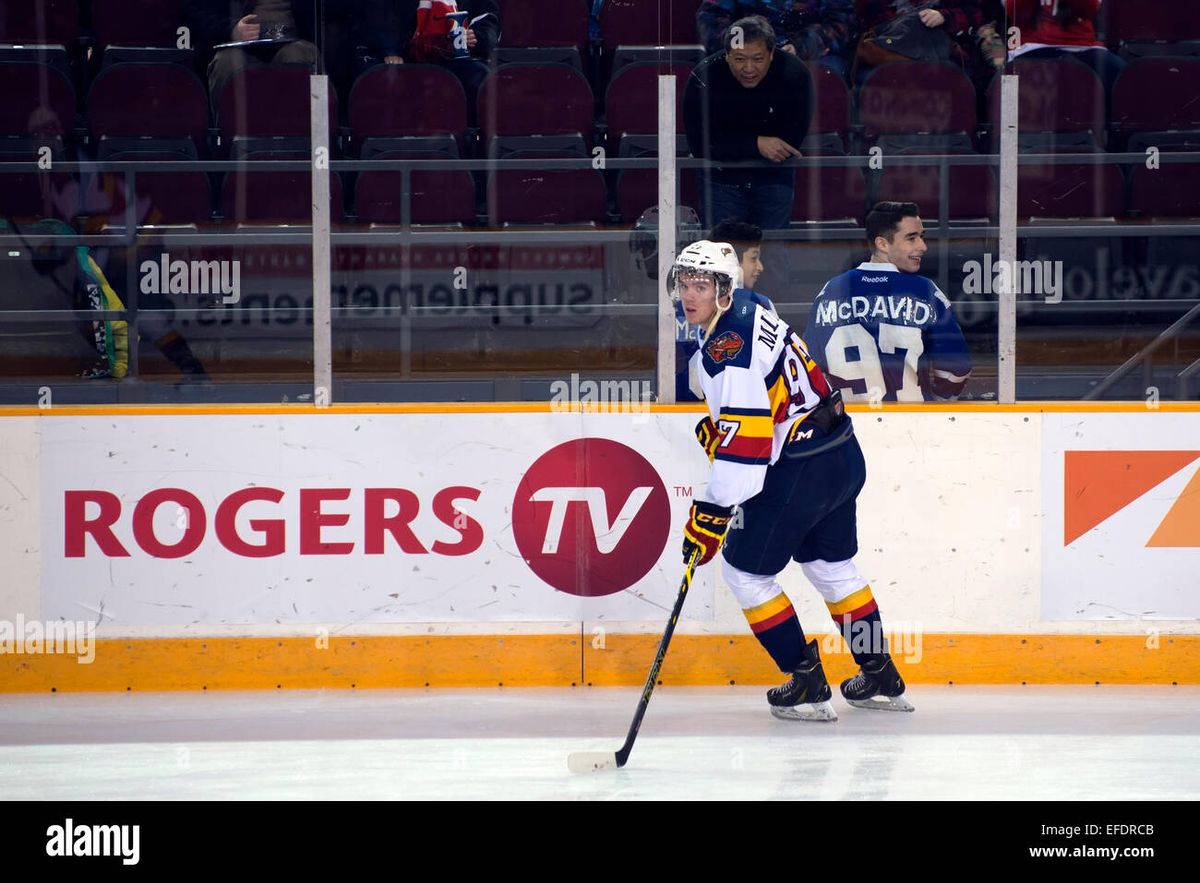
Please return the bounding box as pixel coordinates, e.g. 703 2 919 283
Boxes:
667 240 743 304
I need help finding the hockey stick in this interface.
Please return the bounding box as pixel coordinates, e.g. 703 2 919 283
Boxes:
567 548 701 773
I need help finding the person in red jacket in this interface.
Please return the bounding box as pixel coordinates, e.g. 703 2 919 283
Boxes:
1006 0 1124 95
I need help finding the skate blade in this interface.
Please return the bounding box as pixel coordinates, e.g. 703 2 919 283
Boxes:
770 701 838 722
846 694 915 712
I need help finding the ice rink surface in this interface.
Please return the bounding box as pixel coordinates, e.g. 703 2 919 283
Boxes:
1 686 1197 800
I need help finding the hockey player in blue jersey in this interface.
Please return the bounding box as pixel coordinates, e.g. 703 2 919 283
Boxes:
803 202 972 402
672 239 913 720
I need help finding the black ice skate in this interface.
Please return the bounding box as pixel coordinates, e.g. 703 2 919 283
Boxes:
767 639 837 722
840 654 915 712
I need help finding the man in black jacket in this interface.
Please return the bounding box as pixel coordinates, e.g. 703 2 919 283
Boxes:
684 15 812 230
185 0 321 101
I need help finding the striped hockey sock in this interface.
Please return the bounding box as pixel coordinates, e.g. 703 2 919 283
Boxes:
826 585 887 666
743 592 807 672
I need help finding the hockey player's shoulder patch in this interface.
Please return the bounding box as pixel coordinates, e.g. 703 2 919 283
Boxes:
705 330 745 365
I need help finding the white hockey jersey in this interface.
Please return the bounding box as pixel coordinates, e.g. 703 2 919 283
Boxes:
690 290 837 508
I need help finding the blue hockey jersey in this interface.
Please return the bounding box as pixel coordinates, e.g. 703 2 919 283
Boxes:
802 262 972 402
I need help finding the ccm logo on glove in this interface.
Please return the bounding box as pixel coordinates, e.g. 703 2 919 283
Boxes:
682 500 733 566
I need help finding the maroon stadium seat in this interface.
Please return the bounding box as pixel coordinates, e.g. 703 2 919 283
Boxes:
605 61 690 144
1018 164 1124 219
87 63 208 144
808 62 850 141
987 58 1105 138
221 171 344 224
98 157 212 225
792 166 866 224
487 169 607 224
859 62 977 141
1112 58 1200 135
0 62 75 138
0 0 78 44
1129 163 1200 219
1103 0 1200 47
92 0 185 48
0 140 74 221
217 65 337 139
348 64 467 151
616 168 700 223
498 0 588 52
477 64 594 143
355 153 476 225
600 0 703 52
878 162 996 221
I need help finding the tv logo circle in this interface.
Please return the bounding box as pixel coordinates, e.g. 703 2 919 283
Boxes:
513 438 671 597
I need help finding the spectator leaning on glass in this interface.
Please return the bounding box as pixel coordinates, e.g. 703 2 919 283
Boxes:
186 0 321 100
684 16 813 231
697 1 859 80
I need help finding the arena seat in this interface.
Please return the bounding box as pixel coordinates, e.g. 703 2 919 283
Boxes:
859 61 977 144
487 169 606 225
355 152 476 225
221 170 344 223
1111 58 1200 138
0 0 78 44
987 58 1106 148
477 64 595 145
1018 164 1124 219
348 64 467 154
1129 163 1200 219
87 63 208 146
217 65 337 139
0 61 75 138
92 0 186 49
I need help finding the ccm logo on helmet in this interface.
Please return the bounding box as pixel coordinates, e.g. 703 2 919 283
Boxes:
63 487 483 558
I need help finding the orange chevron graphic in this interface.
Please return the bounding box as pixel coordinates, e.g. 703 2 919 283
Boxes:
1064 451 1200 546
1147 465 1200 547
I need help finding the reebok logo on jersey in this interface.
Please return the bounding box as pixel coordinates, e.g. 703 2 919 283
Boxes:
860 275 889 283
706 331 745 363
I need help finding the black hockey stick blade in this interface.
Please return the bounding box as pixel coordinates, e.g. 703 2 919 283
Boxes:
567 550 700 774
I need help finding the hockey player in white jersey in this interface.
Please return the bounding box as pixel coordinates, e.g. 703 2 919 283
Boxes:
672 240 913 720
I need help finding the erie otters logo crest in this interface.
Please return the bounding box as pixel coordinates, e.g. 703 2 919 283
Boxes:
706 331 744 363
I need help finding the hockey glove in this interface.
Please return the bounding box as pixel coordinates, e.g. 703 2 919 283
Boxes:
682 500 733 566
694 416 720 463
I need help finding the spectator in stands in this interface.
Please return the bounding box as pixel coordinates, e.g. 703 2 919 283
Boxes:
711 218 768 291
854 0 983 84
357 1 499 120
1005 0 1124 96
698 1 859 79
185 0 321 102
973 0 1008 74
684 16 813 230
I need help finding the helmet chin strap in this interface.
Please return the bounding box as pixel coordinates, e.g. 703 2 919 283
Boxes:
702 284 734 339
